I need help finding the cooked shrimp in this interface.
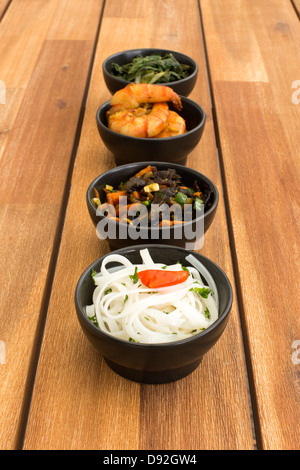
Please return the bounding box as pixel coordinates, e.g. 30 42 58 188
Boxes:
109 83 182 111
107 102 170 138
156 110 186 138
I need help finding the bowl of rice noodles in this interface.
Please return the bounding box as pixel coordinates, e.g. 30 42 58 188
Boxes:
75 245 233 384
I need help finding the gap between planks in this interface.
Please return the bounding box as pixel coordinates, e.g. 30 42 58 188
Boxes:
0 0 12 22
291 0 300 19
14 1 107 450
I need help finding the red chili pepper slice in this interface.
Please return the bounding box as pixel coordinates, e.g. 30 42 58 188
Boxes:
137 269 189 288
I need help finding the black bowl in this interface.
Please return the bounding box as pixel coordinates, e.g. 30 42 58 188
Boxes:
96 96 205 166
86 161 219 251
74 245 233 384
102 48 198 96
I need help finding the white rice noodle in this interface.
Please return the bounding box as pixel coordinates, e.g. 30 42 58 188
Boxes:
85 249 219 344
185 253 219 310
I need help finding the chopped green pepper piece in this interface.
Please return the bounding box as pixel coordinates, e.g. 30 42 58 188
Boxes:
175 191 187 205
141 200 151 207
194 197 204 211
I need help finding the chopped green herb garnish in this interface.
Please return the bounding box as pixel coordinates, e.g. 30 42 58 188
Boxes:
104 288 112 295
176 261 189 271
204 307 211 319
124 294 128 303
129 337 136 342
189 286 212 298
91 268 97 284
129 266 139 284
88 314 99 328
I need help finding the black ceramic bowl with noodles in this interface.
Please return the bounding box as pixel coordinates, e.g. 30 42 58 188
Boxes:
86 161 219 251
74 245 233 384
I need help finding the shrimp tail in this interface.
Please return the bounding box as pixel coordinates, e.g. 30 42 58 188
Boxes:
171 94 182 111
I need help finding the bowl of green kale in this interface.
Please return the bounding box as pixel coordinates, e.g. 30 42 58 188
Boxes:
102 48 198 96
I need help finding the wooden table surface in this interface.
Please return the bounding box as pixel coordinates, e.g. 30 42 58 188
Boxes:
0 0 299 451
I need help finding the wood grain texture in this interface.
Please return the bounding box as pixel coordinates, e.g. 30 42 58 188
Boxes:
23 0 254 450
0 0 104 450
0 0 58 160
201 0 300 450
0 0 57 88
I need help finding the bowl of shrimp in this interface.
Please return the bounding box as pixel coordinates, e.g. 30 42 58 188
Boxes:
86 161 219 251
74 245 233 384
102 48 198 96
96 83 206 166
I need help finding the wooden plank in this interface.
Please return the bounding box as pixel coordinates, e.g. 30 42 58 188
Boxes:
0 0 57 88
0 1 104 450
200 0 300 450
0 39 95 205
23 0 254 450
0 0 103 158
0 0 58 160
46 0 103 40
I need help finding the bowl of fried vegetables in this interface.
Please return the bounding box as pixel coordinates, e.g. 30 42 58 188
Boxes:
102 48 198 96
96 83 206 166
86 162 219 251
